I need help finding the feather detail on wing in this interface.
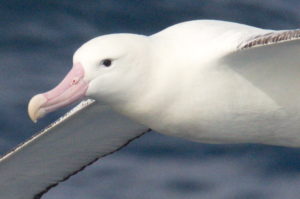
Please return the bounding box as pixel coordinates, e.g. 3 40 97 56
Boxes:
238 29 300 50
0 99 149 199
222 29 300 110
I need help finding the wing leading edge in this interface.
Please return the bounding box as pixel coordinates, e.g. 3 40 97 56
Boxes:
0 99 149 199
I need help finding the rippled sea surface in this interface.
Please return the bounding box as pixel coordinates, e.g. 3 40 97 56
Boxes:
1 1 300 198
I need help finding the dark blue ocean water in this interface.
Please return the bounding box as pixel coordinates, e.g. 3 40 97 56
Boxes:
1 1 300 198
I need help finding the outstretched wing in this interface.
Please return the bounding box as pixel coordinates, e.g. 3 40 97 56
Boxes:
222 29 300 109
0 99 150 199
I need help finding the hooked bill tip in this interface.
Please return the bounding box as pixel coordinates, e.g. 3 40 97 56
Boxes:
28 94 47 123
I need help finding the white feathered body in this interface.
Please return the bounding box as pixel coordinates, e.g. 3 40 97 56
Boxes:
113 20 300 147
3 19 300 199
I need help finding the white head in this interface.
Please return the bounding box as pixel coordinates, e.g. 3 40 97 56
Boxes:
28 33 151 122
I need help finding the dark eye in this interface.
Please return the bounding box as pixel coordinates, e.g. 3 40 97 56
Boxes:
102 59 112 67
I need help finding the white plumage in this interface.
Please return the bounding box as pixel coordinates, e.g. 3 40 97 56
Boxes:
1 20 300 198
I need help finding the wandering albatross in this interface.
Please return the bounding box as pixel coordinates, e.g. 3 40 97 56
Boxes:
1 19 300 198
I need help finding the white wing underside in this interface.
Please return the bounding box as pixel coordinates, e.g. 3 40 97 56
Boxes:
224 30 300 111
0 99 149 199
